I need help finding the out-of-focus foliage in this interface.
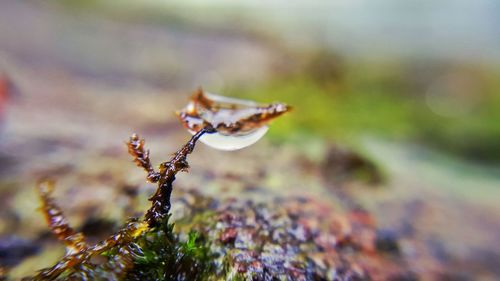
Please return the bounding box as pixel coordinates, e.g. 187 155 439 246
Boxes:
234 57 500 163
43 0 500 164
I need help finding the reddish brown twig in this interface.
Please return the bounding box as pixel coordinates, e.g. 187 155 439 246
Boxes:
32 218 148 280
127 134 161 183
37 180 87 254
32 122 216 280
32 181 149 280
127 126 215 227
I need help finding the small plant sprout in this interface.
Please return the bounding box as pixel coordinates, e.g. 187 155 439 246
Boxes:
128 126 216 227
130 89 290 226
27 89 290 280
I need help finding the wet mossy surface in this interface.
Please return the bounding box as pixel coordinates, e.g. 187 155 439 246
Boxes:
122 190 410 280
14 188 412 280
123 217 214 281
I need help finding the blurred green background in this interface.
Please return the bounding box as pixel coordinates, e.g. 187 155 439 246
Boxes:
6 0 499 163
1 1 500 279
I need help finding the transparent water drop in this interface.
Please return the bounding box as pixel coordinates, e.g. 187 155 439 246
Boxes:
191 126 269 151
177 89 290 151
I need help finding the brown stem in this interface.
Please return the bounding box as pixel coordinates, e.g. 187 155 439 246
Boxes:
37 180 87 254
127 134 161 183
128 126 215 227
31 126 216 280
33 220 148 280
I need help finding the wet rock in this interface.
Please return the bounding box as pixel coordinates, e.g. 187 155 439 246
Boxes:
175 192 412 280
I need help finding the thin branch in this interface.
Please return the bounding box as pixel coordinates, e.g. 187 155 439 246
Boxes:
127 134 161 183
128 126 215 227
31 125 216 279
37 180 87 254
33 220 149 280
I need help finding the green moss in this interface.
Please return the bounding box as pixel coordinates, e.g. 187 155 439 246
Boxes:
124 216 214 281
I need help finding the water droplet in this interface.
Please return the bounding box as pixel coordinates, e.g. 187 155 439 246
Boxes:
194 125 269 151
177 89 290 151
